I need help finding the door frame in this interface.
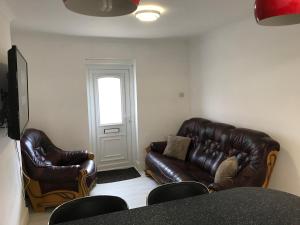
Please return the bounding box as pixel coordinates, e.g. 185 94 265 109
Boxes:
86 59 139 171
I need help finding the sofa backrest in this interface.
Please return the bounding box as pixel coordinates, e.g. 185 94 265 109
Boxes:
177 118 210 150
177 118 280 178
227 128 280 185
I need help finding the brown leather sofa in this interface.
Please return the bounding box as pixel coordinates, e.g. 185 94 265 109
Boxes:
145 118 280 191
21 129 97 212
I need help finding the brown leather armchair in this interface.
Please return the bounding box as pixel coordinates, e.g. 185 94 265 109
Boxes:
21 129 97 212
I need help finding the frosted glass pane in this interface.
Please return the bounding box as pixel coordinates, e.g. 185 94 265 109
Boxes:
98 77 122 125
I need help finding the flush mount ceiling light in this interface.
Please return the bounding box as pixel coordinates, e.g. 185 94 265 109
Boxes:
135 10 161 22
134 5 164 22
63 0 141 17
255 0 300 26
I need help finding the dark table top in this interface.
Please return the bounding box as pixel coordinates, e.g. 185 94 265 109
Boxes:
58 187 300 225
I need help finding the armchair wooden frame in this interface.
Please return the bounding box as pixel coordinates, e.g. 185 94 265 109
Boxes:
262 150 278 188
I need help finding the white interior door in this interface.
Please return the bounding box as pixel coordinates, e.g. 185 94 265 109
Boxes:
88 66 135 171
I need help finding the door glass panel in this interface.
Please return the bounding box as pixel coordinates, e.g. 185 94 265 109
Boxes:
98 77 122 125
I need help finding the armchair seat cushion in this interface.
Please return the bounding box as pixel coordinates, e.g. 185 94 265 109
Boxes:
40 180 79 194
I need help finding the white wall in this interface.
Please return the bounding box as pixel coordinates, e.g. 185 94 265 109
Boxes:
12 31 190 169
0 10 28 225
189 18 300 196
12 17 300 197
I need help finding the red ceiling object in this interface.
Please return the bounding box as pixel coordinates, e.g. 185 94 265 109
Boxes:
63 0 141 17
255 0 300 25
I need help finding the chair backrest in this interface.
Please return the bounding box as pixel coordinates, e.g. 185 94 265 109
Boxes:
21 129 64 181
49 195 129 225
147 182 209 205
21 128 60 166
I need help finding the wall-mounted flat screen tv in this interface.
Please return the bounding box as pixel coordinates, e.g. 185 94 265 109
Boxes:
7 45 29 140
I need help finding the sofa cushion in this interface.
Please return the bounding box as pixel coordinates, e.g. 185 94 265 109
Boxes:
146 151 213 185
163 136 191 160
214 156 238 184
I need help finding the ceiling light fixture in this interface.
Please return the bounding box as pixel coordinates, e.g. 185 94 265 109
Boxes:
255 0 300 26
134 5 164 22
135 9 161 22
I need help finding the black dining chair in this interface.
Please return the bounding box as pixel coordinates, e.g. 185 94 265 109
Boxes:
147 181 209 205
48 195 129 225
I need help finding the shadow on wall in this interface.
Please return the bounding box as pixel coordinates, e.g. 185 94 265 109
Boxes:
0 63 8 127
270 147 300 195
0 62 8 74
0 62 8 91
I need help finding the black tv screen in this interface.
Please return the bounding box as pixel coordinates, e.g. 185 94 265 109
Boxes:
7 45 29 140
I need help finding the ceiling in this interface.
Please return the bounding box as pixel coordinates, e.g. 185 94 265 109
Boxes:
5 0 253 38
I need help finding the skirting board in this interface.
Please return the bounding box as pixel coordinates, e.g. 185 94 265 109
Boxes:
135 160 142 170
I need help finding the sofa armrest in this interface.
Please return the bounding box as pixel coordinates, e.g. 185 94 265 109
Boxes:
32 165 81 182
80 160 96 175
61 150 94 165
147 141 167 154
50 145 94 165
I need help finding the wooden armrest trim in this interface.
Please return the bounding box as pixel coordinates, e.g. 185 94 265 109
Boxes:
262 150 278 188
